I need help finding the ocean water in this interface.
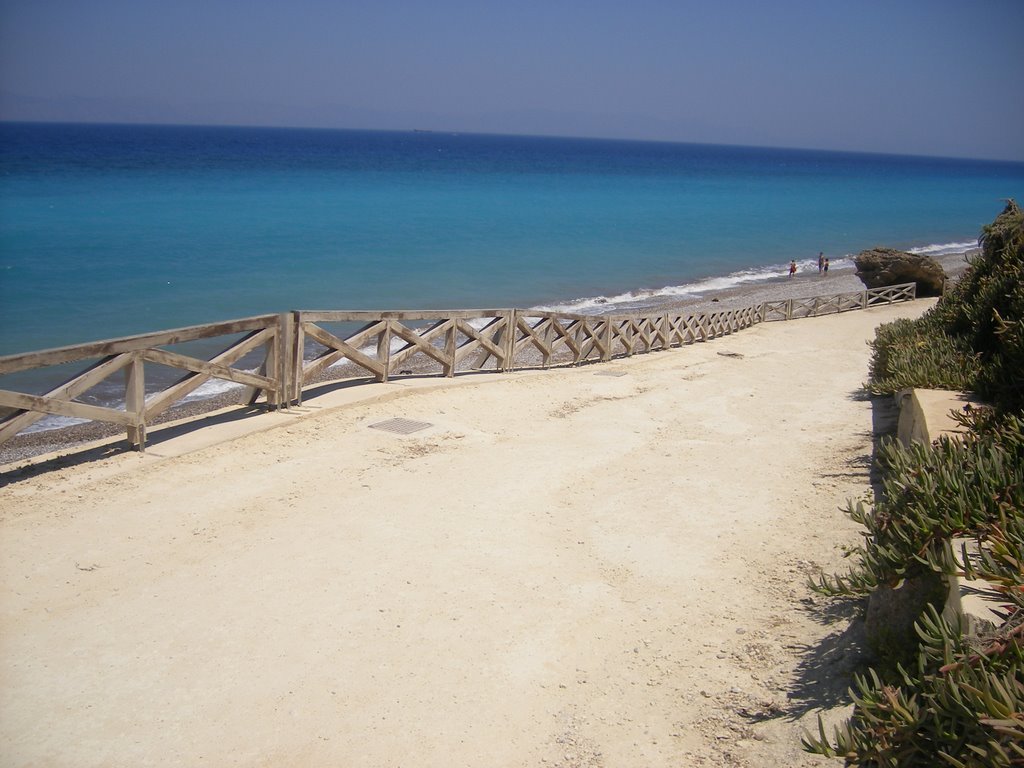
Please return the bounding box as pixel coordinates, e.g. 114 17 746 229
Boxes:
3 122 1023 359
1 122 1023 432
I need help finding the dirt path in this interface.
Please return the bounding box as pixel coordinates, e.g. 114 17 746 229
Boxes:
0 301 930 767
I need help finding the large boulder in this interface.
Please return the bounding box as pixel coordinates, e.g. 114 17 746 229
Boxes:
853 247 947 297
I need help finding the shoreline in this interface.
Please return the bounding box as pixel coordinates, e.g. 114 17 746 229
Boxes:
0 249 972 468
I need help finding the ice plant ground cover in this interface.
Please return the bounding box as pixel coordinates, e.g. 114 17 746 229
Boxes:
805 201 1024 766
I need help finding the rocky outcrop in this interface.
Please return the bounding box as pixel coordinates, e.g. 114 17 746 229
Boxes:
853 248 947 297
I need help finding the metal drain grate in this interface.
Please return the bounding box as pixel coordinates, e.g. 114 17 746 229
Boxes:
369 417 433 435
594 370 628 377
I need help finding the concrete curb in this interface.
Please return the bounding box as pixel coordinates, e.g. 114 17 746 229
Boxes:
895 388 1003 632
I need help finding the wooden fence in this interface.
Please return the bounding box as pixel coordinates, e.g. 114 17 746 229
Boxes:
0 314 289 450
0 283 915 452
760 283 916 321
292 303 767 402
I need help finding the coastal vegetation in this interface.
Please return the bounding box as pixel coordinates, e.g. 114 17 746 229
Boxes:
805 201 1024 765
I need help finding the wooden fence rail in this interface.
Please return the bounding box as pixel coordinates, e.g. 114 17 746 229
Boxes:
0 283 915 452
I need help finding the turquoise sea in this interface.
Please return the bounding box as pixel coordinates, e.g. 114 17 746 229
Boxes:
2 121 1023 360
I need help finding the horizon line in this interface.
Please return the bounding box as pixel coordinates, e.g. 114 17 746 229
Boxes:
3 117 1023 167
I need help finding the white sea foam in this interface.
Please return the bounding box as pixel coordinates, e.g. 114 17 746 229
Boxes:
182 377 247 402
908 240 977 256
532 256 855 315
531 237 979 316
21 415 92 435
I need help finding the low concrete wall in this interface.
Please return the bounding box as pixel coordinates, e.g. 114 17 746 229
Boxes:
894 388 1001 633
896 388 973 447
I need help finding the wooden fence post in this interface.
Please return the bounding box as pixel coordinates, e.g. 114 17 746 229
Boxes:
444 319 456 377
601 318 613 361
290 312 304 405
573 319 586 365
377 320 392 382
267 313 285 409
276 312 289 408
248 327 279 408
504 310 517 372
125 353 146 450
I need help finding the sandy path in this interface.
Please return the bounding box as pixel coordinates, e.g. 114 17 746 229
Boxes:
0 300 929 767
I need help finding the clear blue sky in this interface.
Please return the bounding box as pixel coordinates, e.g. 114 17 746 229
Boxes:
2 0 1022 161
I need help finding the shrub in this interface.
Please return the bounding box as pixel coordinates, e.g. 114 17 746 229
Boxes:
867 315 978 395
934 200 1024 413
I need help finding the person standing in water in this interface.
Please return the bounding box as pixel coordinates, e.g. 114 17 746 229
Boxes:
789 260 797 277
824 258 829 273
818 252 824 273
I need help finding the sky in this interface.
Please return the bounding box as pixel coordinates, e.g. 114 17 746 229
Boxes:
1 0 1022 161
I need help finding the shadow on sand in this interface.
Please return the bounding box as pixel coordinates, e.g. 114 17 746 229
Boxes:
775 391 897 719
0 403 271 486
783 598 870 717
